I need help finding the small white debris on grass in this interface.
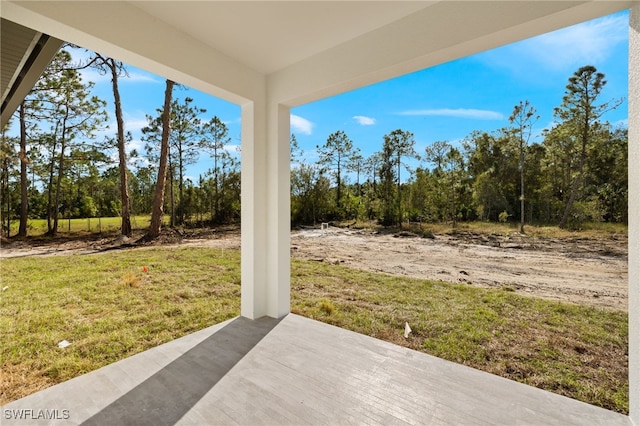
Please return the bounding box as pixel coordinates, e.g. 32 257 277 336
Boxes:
2 286 8 291
57 340 71 349
404 322 412 338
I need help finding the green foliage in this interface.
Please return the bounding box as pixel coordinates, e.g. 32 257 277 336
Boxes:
380 129 418 226
318 299 335 315
316 130 358 216
552 66 623 229
201 116 232 224
28 49 108 236
78 195 97 218
287 66 626 229
143 96 207 226
4 59 628 234
291 164 332 224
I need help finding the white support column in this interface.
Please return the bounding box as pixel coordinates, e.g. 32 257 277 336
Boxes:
629 4 640 425
266 103 291 319
240 97 291 320
241 100 267 319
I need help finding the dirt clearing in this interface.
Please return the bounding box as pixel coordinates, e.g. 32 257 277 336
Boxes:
290 228 627 310
1 226 627 310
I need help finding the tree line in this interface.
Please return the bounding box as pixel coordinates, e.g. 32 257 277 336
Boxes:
1 48 240 238
0 47 627 238
291 65 626 231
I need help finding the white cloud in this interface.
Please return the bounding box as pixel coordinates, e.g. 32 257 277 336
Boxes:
479 13 628 73
291 114 313 135
223 144 241 156
524 14 627 70
80 67 159 85
78 68 110 85
126 137 145 154
129 156 149 169
353 115 376 126
613 118 628 128
120 71 160 84
398 108 504 120
124 119 151 134
95 112 150 138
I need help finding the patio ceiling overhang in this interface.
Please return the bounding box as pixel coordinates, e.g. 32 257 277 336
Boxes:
0 18 62 127
1 2 638 423
0 1 632 108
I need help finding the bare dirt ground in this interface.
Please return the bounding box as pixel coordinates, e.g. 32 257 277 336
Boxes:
1 226 628 310
291 228 628 310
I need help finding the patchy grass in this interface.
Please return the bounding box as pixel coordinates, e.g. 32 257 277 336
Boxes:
1 246 628 414
13 217 626 240
0 247 240 404
331 220 627 240
290 259 628 414
414 221 627 239
7 215 168 237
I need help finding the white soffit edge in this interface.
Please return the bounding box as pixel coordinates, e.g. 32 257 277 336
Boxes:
2 1 634 106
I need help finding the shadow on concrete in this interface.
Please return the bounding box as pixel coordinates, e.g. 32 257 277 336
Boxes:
83 316 282 426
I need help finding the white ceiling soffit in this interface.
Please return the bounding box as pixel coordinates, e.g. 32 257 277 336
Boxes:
1 1 634 107
270 0 634 105
0 18 62 127
1 18 40 102
130 1 434 75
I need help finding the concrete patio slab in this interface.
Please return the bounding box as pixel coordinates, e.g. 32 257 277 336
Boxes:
1 314 630 425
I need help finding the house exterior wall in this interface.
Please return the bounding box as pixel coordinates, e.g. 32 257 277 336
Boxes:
629 4 639 424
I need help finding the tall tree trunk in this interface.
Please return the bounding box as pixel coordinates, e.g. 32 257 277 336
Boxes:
336 159 341 210
559 156 585 229
397 155 402 226
50 114 69 237
148 79 174 239
52 132 66 237
214 148 219 222
1 148 9 238
519 147 525 234
559 118 589 229
46 132 58 235
178 144 184 225
18 102 28 237
47 155 55 234
169 161 175 227
109 59 132 237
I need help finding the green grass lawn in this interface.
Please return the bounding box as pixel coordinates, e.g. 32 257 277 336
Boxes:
0 246 628 414
291 259 628 414
0 246 241 402
10 216 628 239
7 215 166 237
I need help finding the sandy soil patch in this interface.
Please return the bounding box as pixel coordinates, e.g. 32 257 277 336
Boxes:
290 228 627 310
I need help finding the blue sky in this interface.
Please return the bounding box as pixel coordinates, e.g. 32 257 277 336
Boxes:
66 9 628 183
